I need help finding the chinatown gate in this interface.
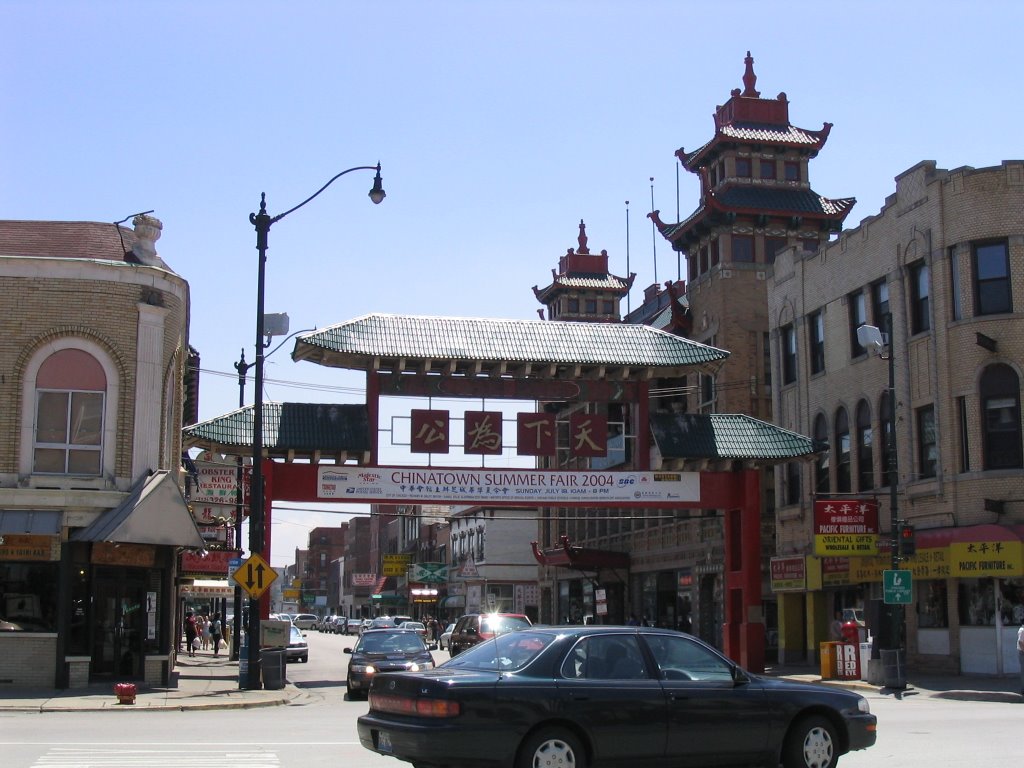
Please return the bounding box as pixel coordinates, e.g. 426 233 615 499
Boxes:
186 313 819 673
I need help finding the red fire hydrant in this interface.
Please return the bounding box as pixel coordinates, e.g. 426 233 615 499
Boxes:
114 682 137 705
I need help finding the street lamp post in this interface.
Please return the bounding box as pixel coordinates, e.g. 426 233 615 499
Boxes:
244 164 385 689
231 349 250 662
857 316 903 654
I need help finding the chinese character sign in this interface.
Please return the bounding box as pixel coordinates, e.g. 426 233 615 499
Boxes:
517 413 556 456
411 409 450 453
464 411 503 455
569 413 607 457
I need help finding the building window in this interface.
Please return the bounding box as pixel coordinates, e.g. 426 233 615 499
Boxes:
784 462 801 506
688 253 698 282
848 290 866 357
732 235 754 262
808 310 825 375
759 159 776 180
568 297 579 313
0 562 59 632
956 396 970 473
856 400 873 491
980 364 1022 469
735 157 751 178
835 407 851 493
909 261 930 334
781 325 797 385
700 244 709 273
880 392 893 487
700 373 715 407
710 239 720 266
33 349 107 475
765 237 787 264
973 240 1012 316
784 161 800 182
918 580 949 628
602 300 615 315
762 331 772 389
917 405 937 479
949 245 963 321
801 239 819 253
871 279 890 331
585 298 597 314
814 414 829 493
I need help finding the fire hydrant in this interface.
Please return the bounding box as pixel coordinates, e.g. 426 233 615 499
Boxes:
114 682 137 705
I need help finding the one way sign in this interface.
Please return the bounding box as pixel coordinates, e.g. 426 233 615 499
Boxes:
231 553 278 599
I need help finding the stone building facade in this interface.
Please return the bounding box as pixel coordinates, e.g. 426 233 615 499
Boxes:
768 160 1024 675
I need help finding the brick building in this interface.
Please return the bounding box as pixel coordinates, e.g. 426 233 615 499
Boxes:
767 160 1024 675
0 216 203 688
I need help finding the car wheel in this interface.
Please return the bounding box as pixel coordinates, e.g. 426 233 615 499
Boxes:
518 727 586 768
782 715 838 768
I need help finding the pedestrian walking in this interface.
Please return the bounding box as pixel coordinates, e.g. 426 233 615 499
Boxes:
1017 618 1024 696
184 611 198 658
210 612 223 658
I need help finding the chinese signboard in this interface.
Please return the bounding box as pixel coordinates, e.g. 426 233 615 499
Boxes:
950 540 1021 577
409 562 449 583
813 499 879 557
382 554 412 576
770 556 807 592
192 461 241 505
317 466 701 506
0 534 60 562
351 573 378 587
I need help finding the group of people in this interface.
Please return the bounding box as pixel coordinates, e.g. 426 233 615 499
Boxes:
183 611 226 658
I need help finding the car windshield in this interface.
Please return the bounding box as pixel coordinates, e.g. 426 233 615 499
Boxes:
289 626 304 643
481 615 532 634
443 630 554 671
357 632 428 654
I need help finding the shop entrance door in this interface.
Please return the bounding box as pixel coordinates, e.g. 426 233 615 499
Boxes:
92 567 147 680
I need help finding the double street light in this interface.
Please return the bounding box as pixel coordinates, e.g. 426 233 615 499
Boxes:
244 164 385 689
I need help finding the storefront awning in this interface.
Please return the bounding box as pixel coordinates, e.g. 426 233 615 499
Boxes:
180 579 234 598
71 470 205 548
439 595 465 608
0 510 61 534
531 534 630 570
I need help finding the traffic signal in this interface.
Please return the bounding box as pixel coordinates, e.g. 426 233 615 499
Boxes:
898 523 916 557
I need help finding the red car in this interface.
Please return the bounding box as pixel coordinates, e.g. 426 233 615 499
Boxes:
448 612 532 656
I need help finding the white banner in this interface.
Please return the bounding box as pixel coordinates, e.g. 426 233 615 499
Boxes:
317 466 700 506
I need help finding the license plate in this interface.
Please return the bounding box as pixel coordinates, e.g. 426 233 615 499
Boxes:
378 731 393 753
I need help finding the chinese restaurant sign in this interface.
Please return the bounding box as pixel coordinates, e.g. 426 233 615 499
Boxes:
317 466 700 507
813 499 879 557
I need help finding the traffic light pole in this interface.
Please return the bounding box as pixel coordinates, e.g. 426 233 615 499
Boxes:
885 314 905 653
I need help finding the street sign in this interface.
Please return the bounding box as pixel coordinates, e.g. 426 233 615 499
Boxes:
231 553 278 599
227 557 242 585
883 569 913 604
409 562 449 583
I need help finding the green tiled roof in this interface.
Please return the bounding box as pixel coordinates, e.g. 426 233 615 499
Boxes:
293 313 728 375
183 402 368 457
718 187 855 217
650 412 823 462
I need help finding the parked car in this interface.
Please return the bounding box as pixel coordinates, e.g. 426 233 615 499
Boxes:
358 619 374 634
357 626 877 768
292 613 319 631
398 621 427 640
331 616 349 634
285 624 308 663
344 629 434 700
369 616 398 630
438 622 455 650
317 615 336 632
448 612 532 656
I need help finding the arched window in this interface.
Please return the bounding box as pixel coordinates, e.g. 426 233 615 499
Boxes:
835 407 851 493
980 364 1022 469
879 392 893 487
33 349 106 475
856 400 874 491
814 414 830 493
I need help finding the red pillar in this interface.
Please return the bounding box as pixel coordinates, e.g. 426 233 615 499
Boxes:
722 468 765 672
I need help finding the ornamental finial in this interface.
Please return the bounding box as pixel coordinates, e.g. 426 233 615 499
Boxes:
742 51 760 97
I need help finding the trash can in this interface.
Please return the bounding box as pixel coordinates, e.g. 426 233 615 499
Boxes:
261 648 287 690
880 648 906 689
819 641 840 679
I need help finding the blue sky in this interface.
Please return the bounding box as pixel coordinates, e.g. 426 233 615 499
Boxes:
3 1 1022 563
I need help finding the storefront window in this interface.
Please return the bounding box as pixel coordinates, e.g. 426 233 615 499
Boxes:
959 578 995 626
0 562 59 632
1000 579 1024 626
917 580 948 628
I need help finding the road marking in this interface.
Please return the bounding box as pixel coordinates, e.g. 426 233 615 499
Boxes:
32 748 280 767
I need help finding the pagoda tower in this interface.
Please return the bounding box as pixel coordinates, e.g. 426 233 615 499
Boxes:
650 52 855 419
533 220 635 322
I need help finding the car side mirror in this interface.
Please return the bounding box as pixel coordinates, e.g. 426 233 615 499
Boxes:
731 665 750 685
343 648 352 654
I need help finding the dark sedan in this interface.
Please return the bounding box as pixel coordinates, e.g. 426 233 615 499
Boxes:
357 626 876 768
345 629 435 700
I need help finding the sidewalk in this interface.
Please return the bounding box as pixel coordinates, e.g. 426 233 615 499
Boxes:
0 655 1018 712
0 652 301 712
